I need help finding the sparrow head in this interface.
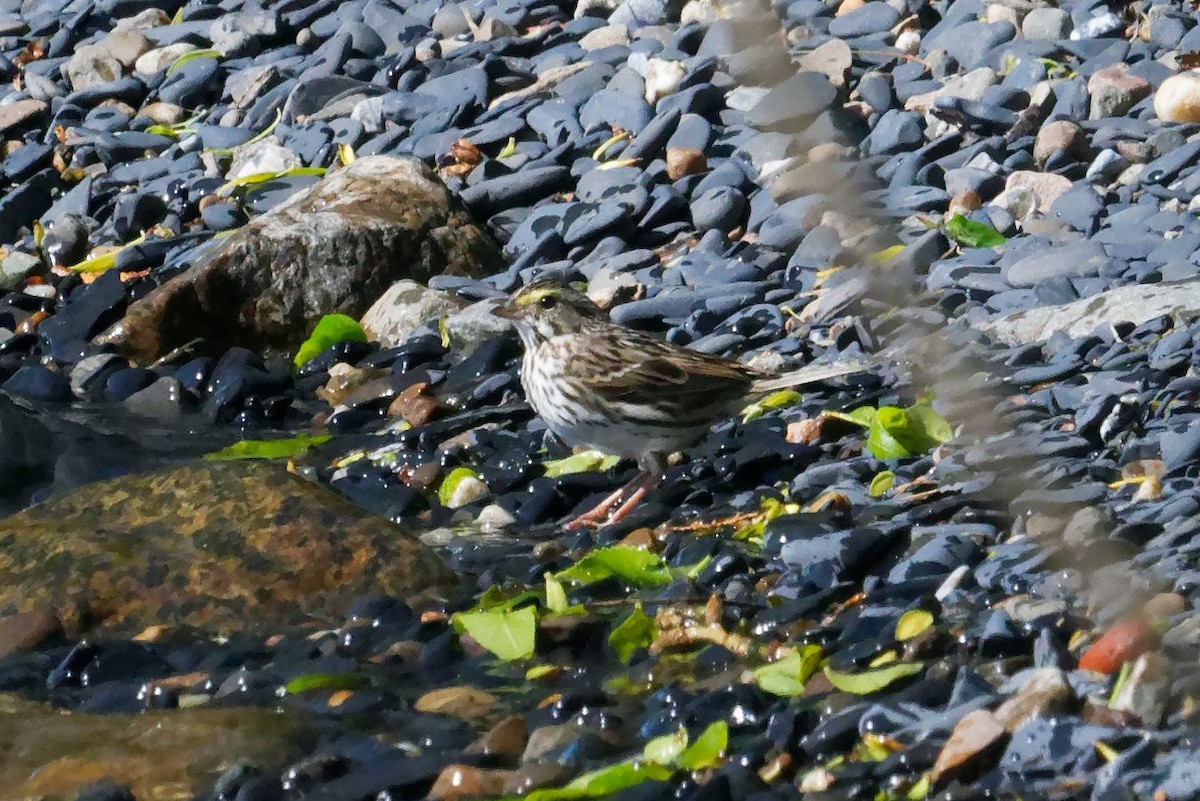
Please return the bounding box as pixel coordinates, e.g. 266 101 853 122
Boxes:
493 278 606 344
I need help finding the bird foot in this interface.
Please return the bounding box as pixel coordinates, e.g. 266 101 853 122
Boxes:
564 484 629 530
564 472 658 530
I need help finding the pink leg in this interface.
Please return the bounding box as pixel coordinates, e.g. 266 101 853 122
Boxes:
564 471 660 530
601 482 651 525
564 484 630 530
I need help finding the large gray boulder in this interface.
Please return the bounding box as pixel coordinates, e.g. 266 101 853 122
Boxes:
978 278 1200 346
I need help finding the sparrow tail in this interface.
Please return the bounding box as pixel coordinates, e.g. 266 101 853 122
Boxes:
750 359 872 394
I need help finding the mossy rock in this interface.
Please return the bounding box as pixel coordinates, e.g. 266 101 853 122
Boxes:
0 694 314 799
0 460 454 633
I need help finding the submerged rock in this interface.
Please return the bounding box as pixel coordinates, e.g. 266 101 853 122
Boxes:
0 395 54 510
0 460 453 633
0 694 312 800
95 156 501 364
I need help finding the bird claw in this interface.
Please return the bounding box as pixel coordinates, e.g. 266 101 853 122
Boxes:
562 473 656 531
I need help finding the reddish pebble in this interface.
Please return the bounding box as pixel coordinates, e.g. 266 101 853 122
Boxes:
1078 619 1155 674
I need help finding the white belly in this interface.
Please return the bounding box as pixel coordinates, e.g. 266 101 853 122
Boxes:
521 342 700 461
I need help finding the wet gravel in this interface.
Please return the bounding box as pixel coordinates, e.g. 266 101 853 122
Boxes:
4 0 1200 797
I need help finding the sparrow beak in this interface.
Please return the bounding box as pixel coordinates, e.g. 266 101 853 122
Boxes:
492 298 519 320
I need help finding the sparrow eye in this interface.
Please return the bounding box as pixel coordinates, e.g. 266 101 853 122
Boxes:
538 295 558 310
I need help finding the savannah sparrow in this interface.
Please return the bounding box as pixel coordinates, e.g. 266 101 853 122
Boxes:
494 279 866 528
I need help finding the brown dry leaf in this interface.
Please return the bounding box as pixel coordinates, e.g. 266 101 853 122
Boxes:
652 603 752 656
132 624 172 642
757 752 792 784
1110 459 1164 501
440 138 483 178
1180 51 1200 69
13 39 44 68
1132 476 1162 502
704 593 723 626
804 490 851 513
144 672 209 692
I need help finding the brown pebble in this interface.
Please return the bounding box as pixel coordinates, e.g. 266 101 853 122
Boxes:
414 686 498 720
949 190 982 215
619 527 655 549
503 764 572 795
531 541 565 563
1142 592 1186 623
466 714 528 758
428 764 510 800
931 709 1009 786
0 609 62 659
388 381 440 427
15 309 49 335
665 147 707 180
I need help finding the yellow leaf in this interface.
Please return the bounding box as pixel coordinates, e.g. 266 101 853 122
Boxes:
895 609 934 641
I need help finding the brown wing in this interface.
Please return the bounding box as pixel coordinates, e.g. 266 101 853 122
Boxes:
567 325 759 418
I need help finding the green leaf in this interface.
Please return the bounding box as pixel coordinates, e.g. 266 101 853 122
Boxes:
867 244 905 265
283 672 362 695
526 664 558 680
218 166 327 197
144 114 204 138
608 603 654 663
522 761 674 801
556 546 673 588
498 137 517 158
1035 57 1076 80
294 313 368 368
544 574 569 614
167 48 222 74
680 554 712 580
70 231 149 274
863 404 952 460
906 404 953 446
906 774 931 800
438 466 482 507
741 389 802 423
867 406 913 459
895 609 934 641
206 109 282 156
469 585 542 613
454 606 537 661
1108 660 1134 707
204 432 332 461
677 720 728 770
944 214 1006 249
868 470 896 498
643 728 688 765
752 645 823 696
825 407 875 428
732 497 797 544
543 450 621 478
823 661 924 695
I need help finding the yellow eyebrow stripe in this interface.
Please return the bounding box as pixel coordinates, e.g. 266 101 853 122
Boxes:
516 288 555 306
